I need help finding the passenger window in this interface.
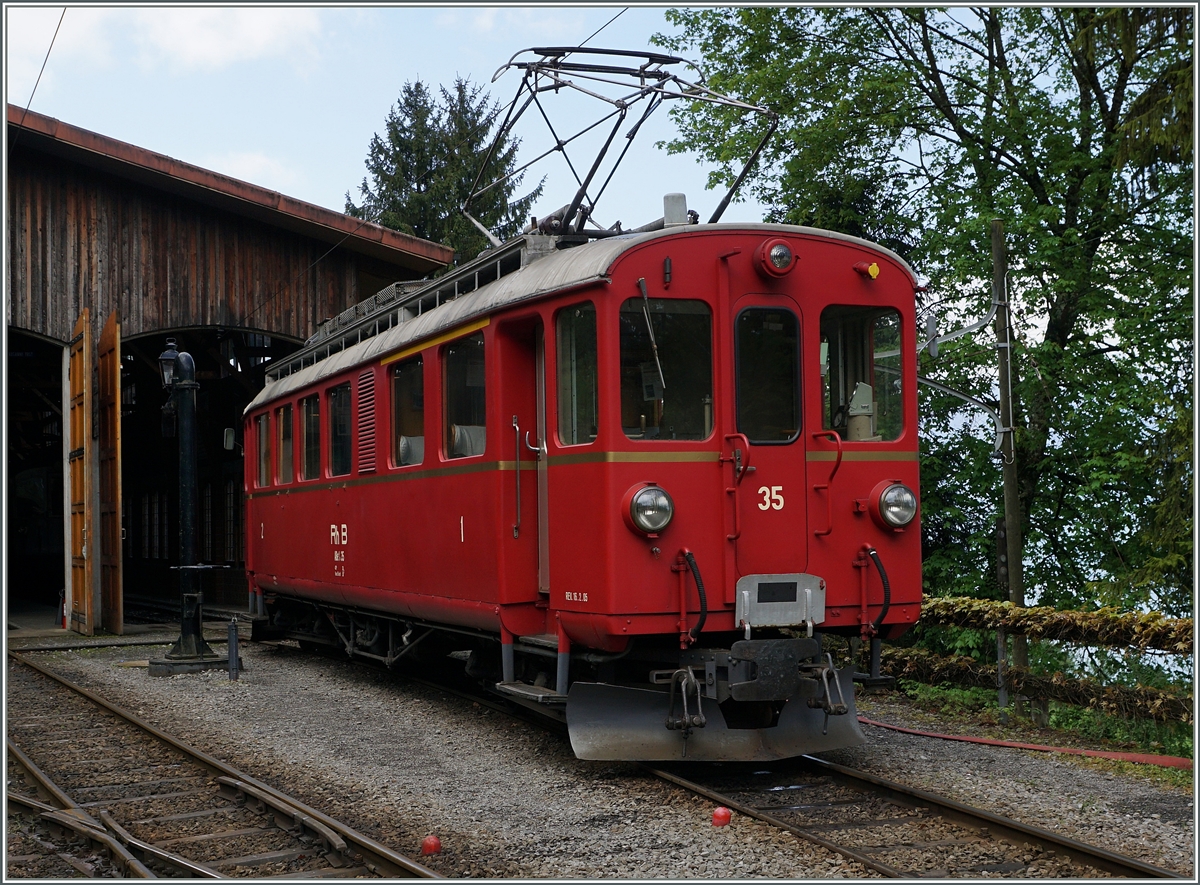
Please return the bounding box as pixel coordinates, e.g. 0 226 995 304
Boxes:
557 302 598 445
255 413 271 487
444 333 486 458
329 383 352 476
300 395 320 479
737 308 800 443
277 404 293 483
392 356 425 466
820 306 903 441
619 298 712 441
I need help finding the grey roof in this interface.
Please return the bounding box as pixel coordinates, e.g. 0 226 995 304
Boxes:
245 223 916 414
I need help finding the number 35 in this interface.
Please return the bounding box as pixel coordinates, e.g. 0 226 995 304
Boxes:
758 485 784 511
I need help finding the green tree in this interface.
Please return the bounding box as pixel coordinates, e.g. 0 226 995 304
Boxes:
347 78 541 263
657 9 1193 623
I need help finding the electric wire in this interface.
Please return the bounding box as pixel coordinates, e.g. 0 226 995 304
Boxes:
10 8 66 153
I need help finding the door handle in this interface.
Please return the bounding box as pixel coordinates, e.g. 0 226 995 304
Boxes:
524 430 544 459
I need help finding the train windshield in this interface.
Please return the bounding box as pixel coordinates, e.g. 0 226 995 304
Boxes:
736 308 800 443
619 298 713 441
820 306 904 441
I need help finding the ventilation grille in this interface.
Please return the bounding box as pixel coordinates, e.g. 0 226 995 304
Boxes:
358 370 376 474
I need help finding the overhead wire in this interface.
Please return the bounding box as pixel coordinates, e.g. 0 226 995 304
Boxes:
242 11 631 329
11 8 66 153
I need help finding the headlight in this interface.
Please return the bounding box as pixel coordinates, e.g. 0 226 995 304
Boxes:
878 483 917 528
629 485 674 534
756 238 796 278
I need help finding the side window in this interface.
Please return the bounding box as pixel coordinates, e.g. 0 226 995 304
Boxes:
255 413 271 487
300 395 320 479
329 383 352 476
444 333 487 458
737 308 800 443
557 302 598 445
820 306 904 441
619 298 712 441
392 356 425 466
277 404 293 483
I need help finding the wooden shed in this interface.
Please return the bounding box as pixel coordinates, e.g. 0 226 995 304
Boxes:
6 104 453 634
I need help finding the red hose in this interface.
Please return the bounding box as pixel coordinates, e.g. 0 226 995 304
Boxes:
858 717 1193 770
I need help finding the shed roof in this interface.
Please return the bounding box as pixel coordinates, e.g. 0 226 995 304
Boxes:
6 104 453 274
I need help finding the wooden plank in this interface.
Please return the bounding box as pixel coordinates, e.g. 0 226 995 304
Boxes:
98 308 123 634
68 310 93 635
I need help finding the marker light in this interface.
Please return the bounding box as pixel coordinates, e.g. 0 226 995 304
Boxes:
878 483 917 528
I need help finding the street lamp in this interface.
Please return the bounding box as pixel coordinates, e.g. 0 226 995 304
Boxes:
153 337 219 669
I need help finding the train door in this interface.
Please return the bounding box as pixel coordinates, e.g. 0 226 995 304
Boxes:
67 311 95 634
725 294 808 578
495 317 544 602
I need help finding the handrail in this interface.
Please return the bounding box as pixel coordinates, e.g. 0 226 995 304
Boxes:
811 429 843 537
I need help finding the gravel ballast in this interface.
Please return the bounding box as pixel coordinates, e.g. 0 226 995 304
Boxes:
7 630 1193 878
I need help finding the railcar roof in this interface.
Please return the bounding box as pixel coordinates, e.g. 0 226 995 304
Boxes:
245 223 916 414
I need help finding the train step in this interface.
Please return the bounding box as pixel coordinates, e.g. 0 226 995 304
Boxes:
494 681 568 705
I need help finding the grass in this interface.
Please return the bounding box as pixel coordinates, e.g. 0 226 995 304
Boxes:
885 680 1193 793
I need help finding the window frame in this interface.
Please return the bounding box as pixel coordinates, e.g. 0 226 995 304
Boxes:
442 332 488 460
556 300 599 447
299 394 321 480
276 403 294 484
328 382 353 477
390 354 426 468
255 412 272 486
734 306 802 446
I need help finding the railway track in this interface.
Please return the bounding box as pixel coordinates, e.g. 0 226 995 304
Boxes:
645 758 1184 879
264 639 1186 879
6 650 439 879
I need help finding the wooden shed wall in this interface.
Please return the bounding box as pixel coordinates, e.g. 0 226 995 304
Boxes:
7 149 374 345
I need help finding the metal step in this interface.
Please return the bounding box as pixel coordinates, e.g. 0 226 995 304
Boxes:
494 681 568 705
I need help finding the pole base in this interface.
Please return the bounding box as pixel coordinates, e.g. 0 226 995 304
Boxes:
148 655 241 677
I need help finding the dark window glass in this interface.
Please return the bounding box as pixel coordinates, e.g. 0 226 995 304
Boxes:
277 404 293 483
444 333 486 458
329 384 352 476
392 356 425 466
255 413 271 486
820 306 903 442
301 395 320 479
557 302 598 445
619 298 712 441
737 308 800 443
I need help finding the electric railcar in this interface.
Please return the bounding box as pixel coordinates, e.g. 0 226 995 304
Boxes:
243 200 921 761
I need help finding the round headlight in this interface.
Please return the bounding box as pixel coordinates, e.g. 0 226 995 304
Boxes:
756 238 796 278
879 483 918 528
630 485 674 534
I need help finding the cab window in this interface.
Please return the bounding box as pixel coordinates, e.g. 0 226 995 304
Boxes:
619 298 712 441
820 306 903 441
557 302 598 445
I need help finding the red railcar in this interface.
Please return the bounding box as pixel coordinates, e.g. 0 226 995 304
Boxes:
244 211 920 761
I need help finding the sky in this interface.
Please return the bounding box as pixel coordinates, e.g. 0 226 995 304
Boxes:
5 4 770 235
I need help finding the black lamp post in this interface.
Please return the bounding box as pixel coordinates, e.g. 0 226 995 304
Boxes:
158 338 217 662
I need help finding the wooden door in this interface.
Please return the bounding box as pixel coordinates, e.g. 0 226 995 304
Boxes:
98 309 123 634
68 311 94 634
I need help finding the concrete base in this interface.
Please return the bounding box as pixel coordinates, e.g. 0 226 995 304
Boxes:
148 656 242 677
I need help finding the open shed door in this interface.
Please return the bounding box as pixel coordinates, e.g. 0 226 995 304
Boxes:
98 309 123 634
68 311 94 634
